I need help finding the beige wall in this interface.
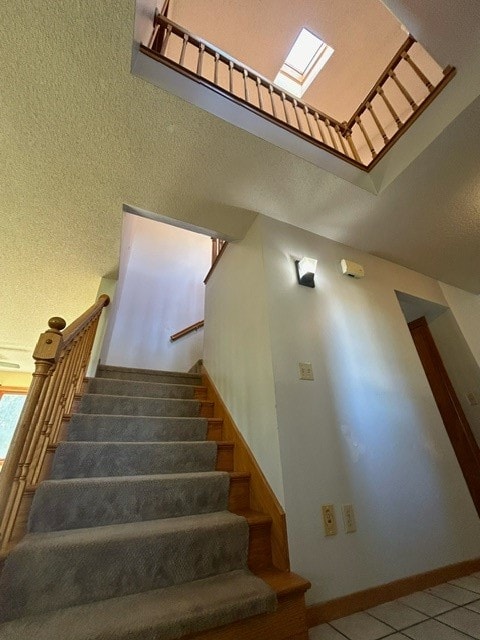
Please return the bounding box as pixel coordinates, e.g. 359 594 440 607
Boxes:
0 372 31 389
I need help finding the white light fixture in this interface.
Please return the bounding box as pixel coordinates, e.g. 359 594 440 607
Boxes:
295 257 317 288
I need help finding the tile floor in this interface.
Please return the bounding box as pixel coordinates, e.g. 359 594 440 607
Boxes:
309 572 480 640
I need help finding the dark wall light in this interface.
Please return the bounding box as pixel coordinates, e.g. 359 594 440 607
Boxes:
295 257 317 288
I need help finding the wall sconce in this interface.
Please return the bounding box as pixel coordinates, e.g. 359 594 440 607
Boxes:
295 257 317 288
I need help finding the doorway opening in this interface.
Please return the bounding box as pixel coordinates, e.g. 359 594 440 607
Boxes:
396 291 480 516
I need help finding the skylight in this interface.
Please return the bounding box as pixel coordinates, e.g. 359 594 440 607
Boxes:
274 28 334 99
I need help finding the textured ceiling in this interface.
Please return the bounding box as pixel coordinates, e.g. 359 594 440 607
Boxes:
0 0 479 372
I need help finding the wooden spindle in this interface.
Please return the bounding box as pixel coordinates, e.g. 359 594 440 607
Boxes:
268 85 277 118
280 93 290 124
388 69 417 110
335 124 349 155
243 70 249 102
159 24 172 56
256 78 264 110
313 113 327 143
213 52 219 84
228 61 234 93
401 51 434 92
179 33 189 67
325 119 339 151
366 102 388 143
355 116 376 158
196 43 205 75
344 130 361 162
303 106 314 138
376 86 402 128
292 100 303 131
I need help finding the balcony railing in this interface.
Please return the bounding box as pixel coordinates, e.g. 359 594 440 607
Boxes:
140 13 455 171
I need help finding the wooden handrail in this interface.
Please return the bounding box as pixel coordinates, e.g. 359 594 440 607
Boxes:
152 13 345 130
347 36 416 130
204 240 228 284
170 320 204 342
0 295 110 553
143 14 454 170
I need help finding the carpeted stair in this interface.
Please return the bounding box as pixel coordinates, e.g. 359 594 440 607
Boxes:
0 365 277 639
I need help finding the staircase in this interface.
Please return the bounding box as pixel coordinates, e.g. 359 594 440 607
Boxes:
0 365 310 639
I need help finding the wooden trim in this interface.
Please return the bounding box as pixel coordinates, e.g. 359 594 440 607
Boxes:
204 241 229 284
306 557 480 627
170 320 204 342
62 294 110 346
202 367 290 571
0 387 28 396
139 45 366 171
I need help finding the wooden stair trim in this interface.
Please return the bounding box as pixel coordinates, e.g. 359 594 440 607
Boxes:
202 367 290 571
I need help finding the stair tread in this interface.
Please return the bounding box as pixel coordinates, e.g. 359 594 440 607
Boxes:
20 511 246 548
39 470 230 487
233 509 272 526
97 365 202 379
256 568 311 597
0 569 276 640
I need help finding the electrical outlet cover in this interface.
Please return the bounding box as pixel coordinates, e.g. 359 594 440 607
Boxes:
299 362 314 380
322 504 337 536
342 503 357 533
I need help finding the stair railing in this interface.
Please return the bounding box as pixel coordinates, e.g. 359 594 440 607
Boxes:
0 294 110 554
140 13 455 170
170 320 205 342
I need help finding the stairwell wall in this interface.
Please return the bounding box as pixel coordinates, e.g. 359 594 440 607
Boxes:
203 219 285 505
258 215 480 604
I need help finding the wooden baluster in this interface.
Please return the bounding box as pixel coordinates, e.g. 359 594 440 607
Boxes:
313 113 327 143
228 61 234 93
280 93 290 124
401 51 434 92
355 116 376 158
325 119 339 150
211 237 218 264
159 23 172 56
344 129 361 162
376 86 402 129
335 124 349 155
179 33 189 67
256 78 264 110
196 43 205 75
268 85 277 118
213 52 220 84
303 106 314 138
388 69 417 110
243 70 249 102
147 24 160 50
292 100 303 131
366 102 388 144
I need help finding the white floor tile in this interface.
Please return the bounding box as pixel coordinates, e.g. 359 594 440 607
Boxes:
367 600 427 629
426 583 479 605
437 607 480 638
330 611 395 640
398 591 456 616
309 623 349 639
449 576 480 594
402 619 473 639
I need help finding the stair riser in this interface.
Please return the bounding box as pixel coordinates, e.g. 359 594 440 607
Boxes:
216 444 234 472
228 476 251 511
51 442 218 479
29 474 230 533
96 367 202 386
88 378 197 400
79 395 201 418
67 415 209 443
0 519 249 621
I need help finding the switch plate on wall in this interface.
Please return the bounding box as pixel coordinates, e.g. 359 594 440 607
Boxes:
466 392 479 406
342 503 357 533
322 504 337 536
299 362 314 380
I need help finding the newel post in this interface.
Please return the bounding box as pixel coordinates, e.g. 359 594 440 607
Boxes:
0 317 65 546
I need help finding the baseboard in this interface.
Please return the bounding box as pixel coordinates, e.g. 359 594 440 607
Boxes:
306 556 480 628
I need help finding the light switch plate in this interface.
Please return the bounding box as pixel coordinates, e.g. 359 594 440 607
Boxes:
342 503 357 533
322 504 337 536
466 392 479 406
299 362 314 380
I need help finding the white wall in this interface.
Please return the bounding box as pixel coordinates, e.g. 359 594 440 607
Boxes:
103 214 211 372
428 310 480 443
440 283 480 367
203 220 285 504
258 215 480 604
